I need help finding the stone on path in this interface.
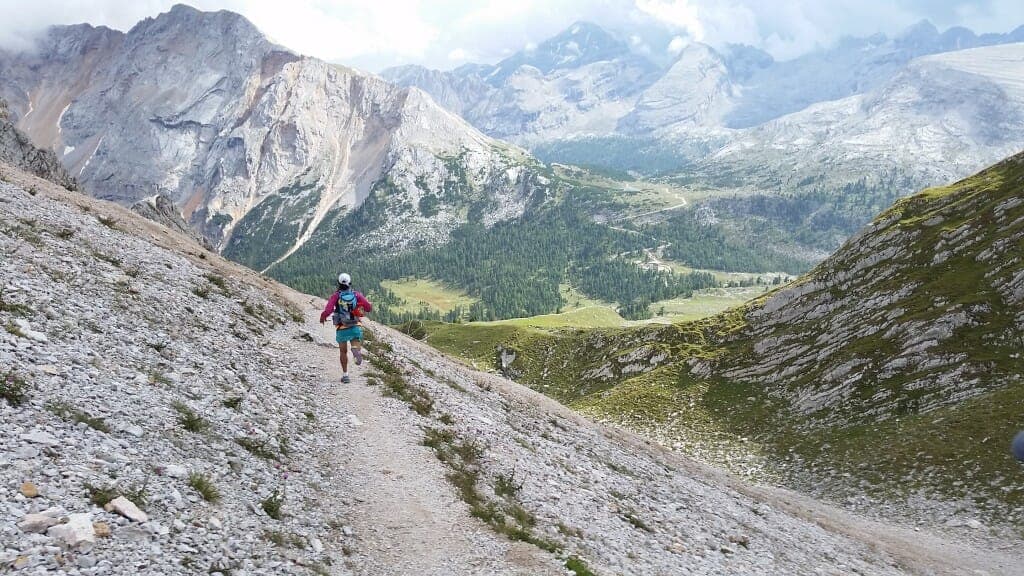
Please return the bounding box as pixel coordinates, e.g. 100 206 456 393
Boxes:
19 481 39 498
19 430 60 446
105 496 149 522
47 513 96 548
18 512 61 533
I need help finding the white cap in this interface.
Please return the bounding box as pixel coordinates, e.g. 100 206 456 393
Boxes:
338 272 352 285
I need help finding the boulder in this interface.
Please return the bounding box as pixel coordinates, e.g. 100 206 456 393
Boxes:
105 496 149 523
47 513 96 548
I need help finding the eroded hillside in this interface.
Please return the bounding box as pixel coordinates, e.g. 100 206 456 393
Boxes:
415 152 1024 530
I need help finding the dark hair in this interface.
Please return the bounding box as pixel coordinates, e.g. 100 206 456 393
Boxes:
338 282 350 291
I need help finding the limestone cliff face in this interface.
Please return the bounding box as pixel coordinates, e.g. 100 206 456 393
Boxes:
131 195 213 250
0 99 77 190
0 5 543 265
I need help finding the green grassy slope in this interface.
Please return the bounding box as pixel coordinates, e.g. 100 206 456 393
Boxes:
409 152 1024 529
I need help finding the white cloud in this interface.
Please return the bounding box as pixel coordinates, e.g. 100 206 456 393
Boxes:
667 35 687 54
636 0 705 41
0 0 1023 71
447 48 469 61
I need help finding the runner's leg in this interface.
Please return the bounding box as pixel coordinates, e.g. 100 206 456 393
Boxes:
339 341 349 373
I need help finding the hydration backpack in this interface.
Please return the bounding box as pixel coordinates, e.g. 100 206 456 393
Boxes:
332 290 360 328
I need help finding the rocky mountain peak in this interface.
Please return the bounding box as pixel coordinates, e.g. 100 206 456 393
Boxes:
486 20 636 85
123 3 281 59
897 19 940 43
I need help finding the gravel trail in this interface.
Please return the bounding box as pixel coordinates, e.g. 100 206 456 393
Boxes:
304 322 562 576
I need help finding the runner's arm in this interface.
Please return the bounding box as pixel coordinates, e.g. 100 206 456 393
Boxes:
320 292 339 323
355 291 373 314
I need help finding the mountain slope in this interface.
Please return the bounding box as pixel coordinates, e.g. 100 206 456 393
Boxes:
0 5 545 267
2 161 1019 575
0 98 76 189
414 152 1024 528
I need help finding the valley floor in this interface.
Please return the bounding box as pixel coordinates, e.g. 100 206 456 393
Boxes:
1 165 1021 575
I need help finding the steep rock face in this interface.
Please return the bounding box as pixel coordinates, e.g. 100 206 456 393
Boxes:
618 43 736 135
0 5 542 266
131 194 213 250
0 99 77 189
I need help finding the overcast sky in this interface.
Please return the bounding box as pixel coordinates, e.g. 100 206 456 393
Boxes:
0 0 1022 71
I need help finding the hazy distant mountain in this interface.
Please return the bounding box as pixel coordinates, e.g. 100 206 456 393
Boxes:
385 20 1024 180
725 20 1024 128
700 43 1024 196
383 21 660 144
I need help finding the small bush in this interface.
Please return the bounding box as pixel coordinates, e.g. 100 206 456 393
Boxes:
277 434 291 457
1 370 29 406
92 251 122 267
192 285 210 299
398 320 428 340
146 340 168 353
622 511 653 532
222 396 242 410
0 288 32 316
123 481 150 510
565 556 597 576
46 401 110 432
148 369 172 386
204 273 230 294
495 469 523 499
85 484 118 507
4 315 29 335
263 530 305 549
56 228 74 240
97 215 118 229
188 472 220 503
172 401 209 433
236 436 275 460
261 489 285 520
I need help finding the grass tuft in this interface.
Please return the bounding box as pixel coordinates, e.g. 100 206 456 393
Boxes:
261 488 285 520
172 401 209 433
236 436 276 460
188 472 220 503
204 273 230 295
46 401 110 432
263 530 305 549
565 556 597 576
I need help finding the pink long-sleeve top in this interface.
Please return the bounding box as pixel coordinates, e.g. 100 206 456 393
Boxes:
320 290 373 323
